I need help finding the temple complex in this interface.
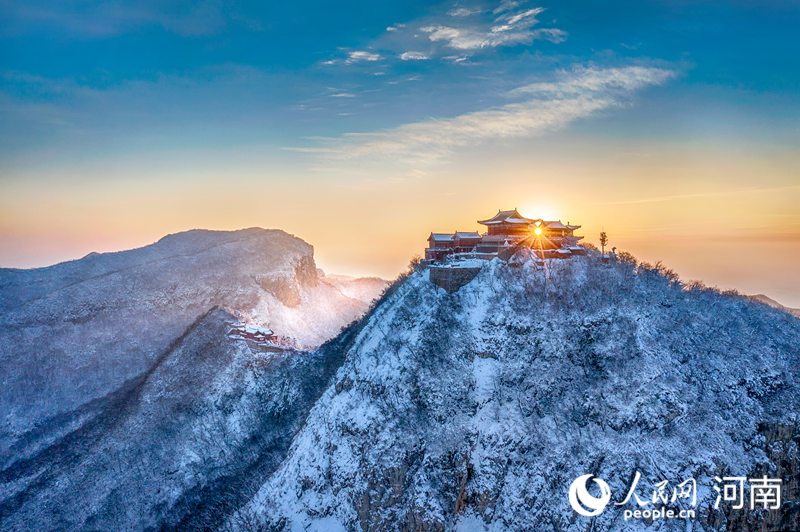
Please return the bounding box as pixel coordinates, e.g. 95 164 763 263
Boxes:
425 208 584 262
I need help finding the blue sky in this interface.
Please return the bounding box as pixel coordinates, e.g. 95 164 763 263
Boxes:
1 0 799 304
2 0 798 165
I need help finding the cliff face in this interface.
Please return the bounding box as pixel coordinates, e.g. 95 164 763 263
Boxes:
232 254 800 531
0 228 384 466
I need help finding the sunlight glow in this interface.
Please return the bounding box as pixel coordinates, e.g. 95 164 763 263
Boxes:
523 204 560 221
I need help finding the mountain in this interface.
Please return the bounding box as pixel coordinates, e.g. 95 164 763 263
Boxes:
2 248 798 531
231 252 799 531
0 307 359 530
0 228 386 466
748 294 800 319
325 274 394 305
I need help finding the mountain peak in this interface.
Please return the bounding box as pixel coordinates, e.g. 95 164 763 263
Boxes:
748 293 800 318
232 251 800 530
2 246 796 531
0 227 386 466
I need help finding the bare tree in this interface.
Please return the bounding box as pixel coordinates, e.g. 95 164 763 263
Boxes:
407 254 422 274
599 231 608 255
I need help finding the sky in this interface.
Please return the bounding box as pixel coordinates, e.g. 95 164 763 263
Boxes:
1 0 799 305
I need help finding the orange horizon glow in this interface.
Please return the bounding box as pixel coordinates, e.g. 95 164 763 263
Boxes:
2 199 798 308
1 136 798 306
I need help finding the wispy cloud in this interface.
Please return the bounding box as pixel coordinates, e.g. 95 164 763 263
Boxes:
421 4 564 50
348 51 381 62
322 50 382 65
448 7 482 17
508 66 675 97
399 51 430 61
324 1 565 69
291 66 674 169
494 0 521 14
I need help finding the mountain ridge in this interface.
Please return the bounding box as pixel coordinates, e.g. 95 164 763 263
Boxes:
1 238 798 531
747 293 800 318
0 227 387 468
1 277 396 530
231 252 800 531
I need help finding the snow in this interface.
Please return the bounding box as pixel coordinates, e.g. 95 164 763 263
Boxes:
472 356 497 405
544 220 568 229
439 258 487 268
229 252 800 531
455 513 490 531
0 228 385 463
242 324 273 335
3 244 799 530
300 517 347 532
324 275 389 304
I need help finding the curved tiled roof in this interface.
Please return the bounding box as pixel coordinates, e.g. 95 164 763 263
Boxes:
478 208 539 225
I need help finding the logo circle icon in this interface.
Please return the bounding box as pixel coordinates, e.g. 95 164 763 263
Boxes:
568 474 612 517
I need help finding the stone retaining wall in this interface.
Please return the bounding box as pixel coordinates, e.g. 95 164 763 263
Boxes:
429 267 482 293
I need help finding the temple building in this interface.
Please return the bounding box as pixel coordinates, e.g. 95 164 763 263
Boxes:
424 208 584 262
228 323 277 344
426 233 455 261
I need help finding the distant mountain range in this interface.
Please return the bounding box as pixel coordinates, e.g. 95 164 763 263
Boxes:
747 293 800 318
1 235 798 531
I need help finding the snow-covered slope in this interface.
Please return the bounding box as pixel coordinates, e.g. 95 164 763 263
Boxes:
0 228 384 464
0 307 362 530
232 252 800 531
2 248 797 531
324 274 391 305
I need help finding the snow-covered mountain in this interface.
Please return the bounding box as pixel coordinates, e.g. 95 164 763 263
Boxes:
324 274 393 306
2 247 798 531
748 293 800 319
0 228 386 466
231 252 799 531
0 307 359 530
